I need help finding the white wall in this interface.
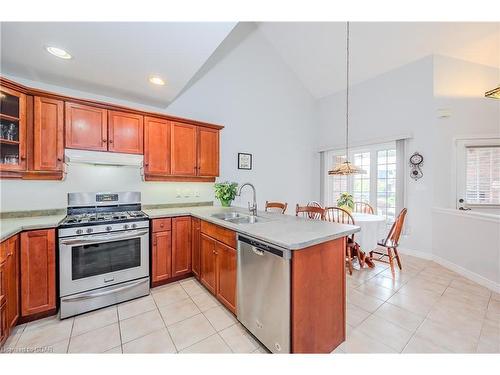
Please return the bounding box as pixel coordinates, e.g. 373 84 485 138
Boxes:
167 28 318 211
432 55 500 209
317 57 435 254
432 208 500 292
431 56 500 291
1 28 318 212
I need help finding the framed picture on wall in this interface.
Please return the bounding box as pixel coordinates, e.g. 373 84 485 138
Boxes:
238 153 252 170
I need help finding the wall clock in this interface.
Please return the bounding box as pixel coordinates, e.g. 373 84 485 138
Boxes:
409 152 424 180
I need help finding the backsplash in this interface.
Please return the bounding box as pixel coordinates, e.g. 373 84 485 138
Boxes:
0 163 215 212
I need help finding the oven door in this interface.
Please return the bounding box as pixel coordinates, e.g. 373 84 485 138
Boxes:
59 228 149 297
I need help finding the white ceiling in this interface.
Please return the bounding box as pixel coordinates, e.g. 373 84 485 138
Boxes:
1 22 498 106
258 22 500 98
0 22 236 107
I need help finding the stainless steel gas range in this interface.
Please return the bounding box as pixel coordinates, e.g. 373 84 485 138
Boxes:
58 192 150 319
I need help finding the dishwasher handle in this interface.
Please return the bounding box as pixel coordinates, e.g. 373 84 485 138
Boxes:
238 235 291 259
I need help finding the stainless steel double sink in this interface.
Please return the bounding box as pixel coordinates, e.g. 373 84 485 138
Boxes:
210 212 270 224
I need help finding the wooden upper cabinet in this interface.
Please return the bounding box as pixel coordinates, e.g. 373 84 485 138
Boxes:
152 230 172 284
33 96 64 171
144 117 170 174
0 86 27 172
20 229 56 317
171 122 197 176
65 102 108 151
108 110 144 154
197 127 219 177
200 234 217 294
172 217 192 278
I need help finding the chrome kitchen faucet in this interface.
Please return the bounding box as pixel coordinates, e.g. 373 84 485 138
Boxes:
237 182 257 216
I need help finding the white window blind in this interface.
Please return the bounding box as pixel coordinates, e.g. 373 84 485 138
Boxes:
465 146 500 205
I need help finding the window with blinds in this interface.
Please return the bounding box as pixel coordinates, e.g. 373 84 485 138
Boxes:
465 146 500 205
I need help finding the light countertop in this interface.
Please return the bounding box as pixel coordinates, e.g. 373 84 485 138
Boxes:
0 206 359 250
144 206 359 250
1 214 66 242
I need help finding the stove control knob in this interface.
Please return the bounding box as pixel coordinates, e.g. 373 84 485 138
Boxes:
86 228 93 234
106 226 112 232
123 224 130 230
76 229 83 235
131 223 137 229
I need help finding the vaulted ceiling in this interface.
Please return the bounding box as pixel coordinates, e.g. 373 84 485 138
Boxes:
0 22 236 107
258 22 500 98
1 22 498 107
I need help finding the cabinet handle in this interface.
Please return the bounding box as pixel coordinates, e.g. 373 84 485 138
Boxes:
57 158 62 162
102 139 107 143
109 139 113 144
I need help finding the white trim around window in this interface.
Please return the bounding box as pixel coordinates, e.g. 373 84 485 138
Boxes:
321 140 406 223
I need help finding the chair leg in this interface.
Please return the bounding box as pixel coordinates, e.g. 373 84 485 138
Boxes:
387 248 395 277
346 247 353 275
393 248 402 270
357 245 366 268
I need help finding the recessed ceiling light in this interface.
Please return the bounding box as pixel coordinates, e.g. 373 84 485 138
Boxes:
149 75 165 86
46 46 72 60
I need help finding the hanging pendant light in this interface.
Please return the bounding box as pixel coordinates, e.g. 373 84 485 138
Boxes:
328 22 366 176
485 85 500 99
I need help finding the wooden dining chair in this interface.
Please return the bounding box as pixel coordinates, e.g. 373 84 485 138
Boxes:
324 206 361 275
306 201 323 219
296 204 325 220
265 201 288 214
370 208 408 276
353 202 375 214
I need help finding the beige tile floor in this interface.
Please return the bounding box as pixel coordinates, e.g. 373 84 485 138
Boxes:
338 253 500 353
1 277 266 354
1 253 499 354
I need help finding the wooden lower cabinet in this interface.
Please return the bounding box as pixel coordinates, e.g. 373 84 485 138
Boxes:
152 230 172 284
0 296 7 347
200 222 237 314
200 234 217 294
191 218 201 279
172 217 192 277
5 236 19 328
0 261 7 346
215 241 236 313
0 234 20 345
20 229 56 317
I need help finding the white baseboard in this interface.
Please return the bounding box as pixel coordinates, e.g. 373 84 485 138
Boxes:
397 247 434 260
397 247 500 294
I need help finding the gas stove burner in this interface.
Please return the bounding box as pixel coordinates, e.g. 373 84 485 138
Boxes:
60 192 148 230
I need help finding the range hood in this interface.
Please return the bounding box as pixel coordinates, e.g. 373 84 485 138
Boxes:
64 149 144 167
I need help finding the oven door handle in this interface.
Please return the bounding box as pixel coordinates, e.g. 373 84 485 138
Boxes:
60 230 149 246
61 278 149 302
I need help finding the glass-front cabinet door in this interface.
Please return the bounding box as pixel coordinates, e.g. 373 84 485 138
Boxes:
0 86 26 171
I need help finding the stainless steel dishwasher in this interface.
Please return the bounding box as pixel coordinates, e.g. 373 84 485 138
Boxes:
237 235 291 353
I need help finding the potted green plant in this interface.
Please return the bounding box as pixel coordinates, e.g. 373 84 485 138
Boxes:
337 192 354 212
214 181 238 207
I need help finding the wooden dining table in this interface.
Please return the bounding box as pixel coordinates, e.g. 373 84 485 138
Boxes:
351 212 387 268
